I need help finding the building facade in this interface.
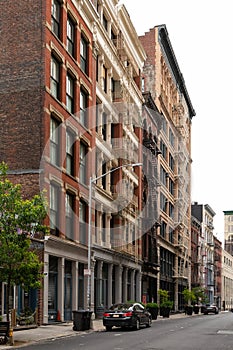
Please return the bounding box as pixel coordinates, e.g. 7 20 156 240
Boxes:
191 215 202 288
192 203 216 304
139 25 195 311
222 249 233 310
0 1 198 321
223 210 233 255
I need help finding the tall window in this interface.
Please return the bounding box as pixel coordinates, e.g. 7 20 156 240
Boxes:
102 112 107 141
51 0 61 38
66 73 74 113
66 130 75 176
79 142 87 184
103 65 107 93
80 88 88 127
80 35 88 74
79 200 87 245
50 183 59 236
50 117 60 166
51 56 60 100
103 13 108 31
66 192 74 240
67 15 75 56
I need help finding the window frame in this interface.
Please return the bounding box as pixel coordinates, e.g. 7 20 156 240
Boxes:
50 116 60 167
66 73 75 114
80 34 88 74
79 141 88 184
65 192 75 240
51 55 60 100
50 183 60 236
66 129 75 176
51 0 61 38
67 15 75 57
80 88 88 127
79 200 87 245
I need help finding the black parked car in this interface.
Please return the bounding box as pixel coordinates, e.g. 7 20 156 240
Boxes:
103 302 152 331
203 304 219 315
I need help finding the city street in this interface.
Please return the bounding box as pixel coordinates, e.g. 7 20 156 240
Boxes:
13 312 233 350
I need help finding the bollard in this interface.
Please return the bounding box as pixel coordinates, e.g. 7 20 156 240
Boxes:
8 327 14 346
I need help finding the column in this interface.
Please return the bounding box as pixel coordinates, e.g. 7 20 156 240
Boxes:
130 270 135 301
58 257 64 321
108 264 113 307
115 265 123 303
72 261 79 311
122 267 128 302
135 270 142 302
43 253 49 324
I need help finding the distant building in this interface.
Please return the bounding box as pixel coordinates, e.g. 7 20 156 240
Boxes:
140 25 195 311
191 215 202 288
192 202 216 304
213 236 222 309
223 210 233 255
222 249 233 310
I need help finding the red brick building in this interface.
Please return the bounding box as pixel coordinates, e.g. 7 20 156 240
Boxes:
0 0 96 324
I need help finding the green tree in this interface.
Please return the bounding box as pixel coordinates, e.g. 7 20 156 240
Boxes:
0 162 48 321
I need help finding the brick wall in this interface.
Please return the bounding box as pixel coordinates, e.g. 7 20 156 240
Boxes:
0 0 45 170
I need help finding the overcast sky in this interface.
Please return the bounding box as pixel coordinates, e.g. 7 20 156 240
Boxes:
120 0 233 243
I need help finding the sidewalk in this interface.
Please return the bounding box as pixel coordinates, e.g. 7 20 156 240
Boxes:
0 312 199 349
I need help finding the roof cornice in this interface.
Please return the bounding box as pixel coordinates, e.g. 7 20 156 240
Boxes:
158 25 196 119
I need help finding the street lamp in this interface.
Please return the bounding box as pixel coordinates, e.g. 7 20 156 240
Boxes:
87 162 142 311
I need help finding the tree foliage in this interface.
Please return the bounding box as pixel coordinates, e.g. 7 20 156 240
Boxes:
0 162 48 320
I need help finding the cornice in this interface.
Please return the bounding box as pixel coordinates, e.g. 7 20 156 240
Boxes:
158 25 196 119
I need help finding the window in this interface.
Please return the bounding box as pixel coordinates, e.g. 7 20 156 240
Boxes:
80 88 88 127
160 193 167 213
160 221 166 239
66 130 75 176
51 56 60 100
102 213 106 243
169 128 175 148
103 65 107 93
66 192 74 240
66 73 75 113
79 142 87 184
50 183 59 235
103 13 108 31
51 0 61 38
169 153 174 172
102 162 106 190
80 35 88 74
50 117 60 166
160 140 167 160
67 15 75 56
102 112 107 141
79 200 87 245
141 77 145 92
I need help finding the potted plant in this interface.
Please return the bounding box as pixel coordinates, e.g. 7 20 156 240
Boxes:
146 302 159 320
192 287 208 314
158 289 173 318
182 288 196 315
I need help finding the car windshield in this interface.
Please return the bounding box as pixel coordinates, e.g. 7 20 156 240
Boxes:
109 303 133 311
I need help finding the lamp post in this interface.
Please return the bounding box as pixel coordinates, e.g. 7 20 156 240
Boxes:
87 162 142 312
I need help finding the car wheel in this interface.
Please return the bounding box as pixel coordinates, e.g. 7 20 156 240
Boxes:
135 318 140 330
146 317 152 327
106 326 112 332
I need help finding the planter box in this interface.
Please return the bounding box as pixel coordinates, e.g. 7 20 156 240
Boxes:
148 307 158 320
160 307 170 318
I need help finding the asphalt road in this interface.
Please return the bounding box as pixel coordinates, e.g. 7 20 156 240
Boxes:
19 312 233 350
